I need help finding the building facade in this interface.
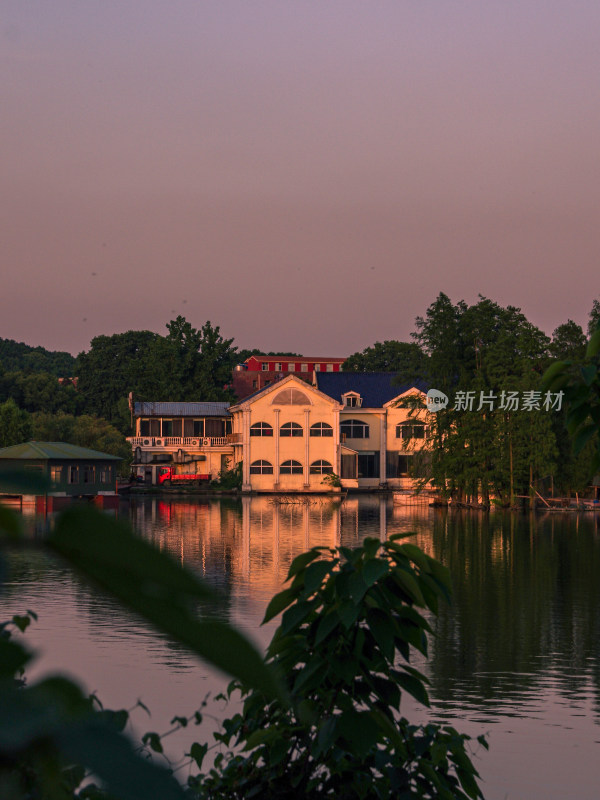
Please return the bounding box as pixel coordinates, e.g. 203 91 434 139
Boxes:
229 374 431 492
128 374 431 492
0 441 121 510
231 355 346 400
128 401 240 484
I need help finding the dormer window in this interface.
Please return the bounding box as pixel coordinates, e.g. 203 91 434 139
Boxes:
342 392 362 408
261 363 269 371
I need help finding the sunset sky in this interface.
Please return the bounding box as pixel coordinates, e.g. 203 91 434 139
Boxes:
3 1 599 357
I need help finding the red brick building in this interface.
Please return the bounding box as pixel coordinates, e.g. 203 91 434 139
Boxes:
232 355 346 400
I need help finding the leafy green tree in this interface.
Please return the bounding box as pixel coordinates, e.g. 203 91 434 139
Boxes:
0 399 32 448
190 537 486 799
413 295 557 505
588 299 600 339
0 371 81 416
165 317 237 400
76 331 174 430
550 320 587 362
343 340 427 379
0 338 76 376
543 319 600 474
32 413 132 475
0 501 283 800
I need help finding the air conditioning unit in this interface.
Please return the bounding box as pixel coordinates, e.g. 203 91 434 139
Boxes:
155 438 164 446
202 438 210 446
142 439 151 446
190 439 199 446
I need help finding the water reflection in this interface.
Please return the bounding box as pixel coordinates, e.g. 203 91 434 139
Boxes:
2 496 600 798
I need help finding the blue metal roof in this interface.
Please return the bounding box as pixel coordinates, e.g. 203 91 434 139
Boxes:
134 402 231 417
315 373 428 407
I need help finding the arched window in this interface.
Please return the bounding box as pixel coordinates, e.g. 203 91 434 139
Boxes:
271 388 312 405
310 460 333 474
250 422 273 436
249 460 273 474
280 460 303 474
280 422 303 437
340 419 369 439
310 422 333 437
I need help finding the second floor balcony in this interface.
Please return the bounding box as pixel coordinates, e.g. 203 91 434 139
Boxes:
129 433 242 448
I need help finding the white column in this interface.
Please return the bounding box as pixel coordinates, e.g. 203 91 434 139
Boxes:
242 408 251 490
304 408 310 486
380 411 387 483
334 407 340 476
274 409 280 486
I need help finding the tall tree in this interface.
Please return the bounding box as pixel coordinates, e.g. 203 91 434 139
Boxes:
76 330 173 431
413 295 557 505
165 316 238 400
343 340 427 379
550 320 587 361
0 398 32 447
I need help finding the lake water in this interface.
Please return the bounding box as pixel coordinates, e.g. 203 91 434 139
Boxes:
2 495 600 799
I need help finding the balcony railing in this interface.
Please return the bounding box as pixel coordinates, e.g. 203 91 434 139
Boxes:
128 434 241 448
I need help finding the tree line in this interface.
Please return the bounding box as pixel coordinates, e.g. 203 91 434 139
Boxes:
1 299 599 496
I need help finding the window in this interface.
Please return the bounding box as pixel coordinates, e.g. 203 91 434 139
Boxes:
100 466 114 483
69 466 79 484
252 380 258 389
280 422 303 437
310 422 333 437
301 363 309 372
250 422 273 436
83 465 96 484
162 419 173 437
396 423 427 440
250 460 274 474
343 393 362 408
315 364 321 371
310 460 333 474
261 363 269 371
271 388 311 405
193 419 205 437
140 419 150 436
358 452 379 479
340 419 369 439
50 465 62 484
274 362 282 371
280 460 303 474
326 363 334 372
397 455 412 477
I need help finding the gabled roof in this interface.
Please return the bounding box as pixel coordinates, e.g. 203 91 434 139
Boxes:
134 402 231 417
0 442 122 461
315 373 428 408
230 374 341 410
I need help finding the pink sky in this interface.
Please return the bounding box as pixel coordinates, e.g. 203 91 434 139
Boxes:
2 1 599 356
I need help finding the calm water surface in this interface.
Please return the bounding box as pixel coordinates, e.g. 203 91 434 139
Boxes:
2 496 600 799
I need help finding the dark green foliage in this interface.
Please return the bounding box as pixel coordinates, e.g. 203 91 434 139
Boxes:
214 460 243 490
413 294 558 505
0 370 82 415
0 399 32 448
543 318 600 474
0 487 285 800
344 340 427 379
76 318 239 431
189 536 486 800
0 338 76 376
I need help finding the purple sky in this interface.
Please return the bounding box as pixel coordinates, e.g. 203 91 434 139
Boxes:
3 1 599 357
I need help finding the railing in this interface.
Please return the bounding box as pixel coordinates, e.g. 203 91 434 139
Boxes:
128 436 240 448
